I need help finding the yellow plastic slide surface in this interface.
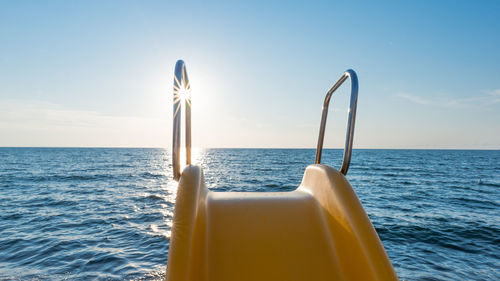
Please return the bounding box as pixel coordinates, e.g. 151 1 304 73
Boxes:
166 165 398 281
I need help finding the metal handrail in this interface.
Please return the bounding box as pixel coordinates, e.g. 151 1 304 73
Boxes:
172 60 191 181
315 69 358 175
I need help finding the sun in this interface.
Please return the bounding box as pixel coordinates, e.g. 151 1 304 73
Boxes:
173 78 191 118
178 88 190 103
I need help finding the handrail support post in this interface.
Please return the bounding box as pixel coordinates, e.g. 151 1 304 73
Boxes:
315 69 358 175
172 60 191 181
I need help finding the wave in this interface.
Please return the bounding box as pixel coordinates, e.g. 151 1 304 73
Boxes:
478 181 500 187
140 172 166 179
26 174 117 182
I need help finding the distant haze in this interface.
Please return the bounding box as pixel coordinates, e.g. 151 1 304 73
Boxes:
1 1 499 149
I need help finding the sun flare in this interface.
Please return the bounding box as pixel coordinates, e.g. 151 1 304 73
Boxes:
173 75 191 106
178 88 190 103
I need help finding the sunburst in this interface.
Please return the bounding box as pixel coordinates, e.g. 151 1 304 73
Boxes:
173 75 191 118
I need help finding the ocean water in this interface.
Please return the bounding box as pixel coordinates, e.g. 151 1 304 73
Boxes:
0 148 498 280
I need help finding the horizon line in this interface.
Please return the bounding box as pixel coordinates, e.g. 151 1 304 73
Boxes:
0 146 499 150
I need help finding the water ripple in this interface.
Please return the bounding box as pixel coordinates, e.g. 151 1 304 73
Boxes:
0 148 498 280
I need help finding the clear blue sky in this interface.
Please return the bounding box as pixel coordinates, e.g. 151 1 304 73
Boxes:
1 0 499 148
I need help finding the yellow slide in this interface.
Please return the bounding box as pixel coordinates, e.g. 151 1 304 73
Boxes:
167 61 397 280
165 164 398 281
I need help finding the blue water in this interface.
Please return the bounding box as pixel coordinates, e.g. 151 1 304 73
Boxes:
0 148 499 280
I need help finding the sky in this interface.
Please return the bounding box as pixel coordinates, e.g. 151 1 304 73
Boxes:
0 0 499 149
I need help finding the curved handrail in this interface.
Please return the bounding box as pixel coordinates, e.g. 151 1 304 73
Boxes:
315 69 358 175
172 60 191 181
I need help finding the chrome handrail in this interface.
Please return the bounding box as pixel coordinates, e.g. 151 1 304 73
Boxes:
172 60 191 181
315 69 358 175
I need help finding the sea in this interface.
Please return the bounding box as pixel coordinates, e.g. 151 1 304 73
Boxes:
0 148 498 280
